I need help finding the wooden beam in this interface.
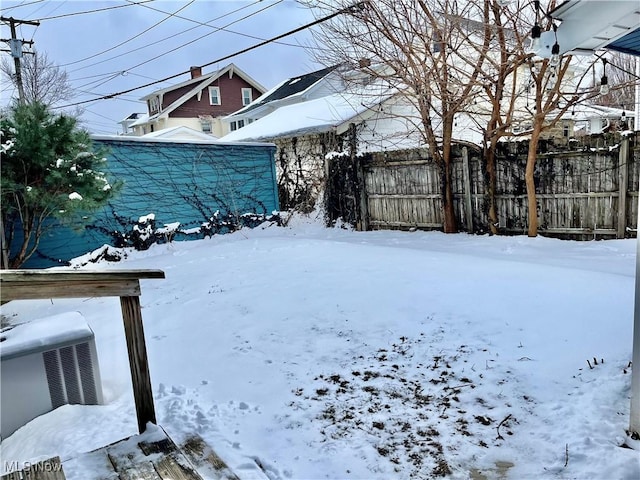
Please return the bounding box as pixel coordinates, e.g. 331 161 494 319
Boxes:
0 270 164 302
121 295 157 434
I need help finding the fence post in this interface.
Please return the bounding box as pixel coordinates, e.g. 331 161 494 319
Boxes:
618 137 629 239
462 147 474 233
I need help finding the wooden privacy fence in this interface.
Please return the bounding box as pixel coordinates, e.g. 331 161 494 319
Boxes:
329 133 639 239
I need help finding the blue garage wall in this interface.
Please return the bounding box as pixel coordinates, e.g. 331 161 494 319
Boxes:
16 137 278 268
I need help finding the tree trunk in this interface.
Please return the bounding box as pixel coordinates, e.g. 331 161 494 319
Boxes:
442 160 457 233
441 123 457 234
526 127 542 237
485 144 499 235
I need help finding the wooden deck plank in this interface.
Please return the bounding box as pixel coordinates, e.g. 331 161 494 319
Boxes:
180 435 241 480
0 472 22 480
153 454 202 480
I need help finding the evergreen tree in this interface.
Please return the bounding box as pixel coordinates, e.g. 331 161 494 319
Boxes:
1 102 119 268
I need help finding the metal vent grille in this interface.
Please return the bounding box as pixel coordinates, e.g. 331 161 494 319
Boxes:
60 346 82 404
76 342 98 404
43 350 66 408
41 342 98 407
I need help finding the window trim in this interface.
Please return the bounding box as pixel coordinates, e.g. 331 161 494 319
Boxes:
209 86 221 105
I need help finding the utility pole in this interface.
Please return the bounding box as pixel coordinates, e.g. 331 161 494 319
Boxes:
1 16 39 104
0 17 38 270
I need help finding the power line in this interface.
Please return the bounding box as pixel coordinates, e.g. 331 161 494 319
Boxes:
0 1 45 13
127 0 308 49
59 0 196 68
34 0 156 21
64 0 283 75
99 0 284 84
69 0 286 93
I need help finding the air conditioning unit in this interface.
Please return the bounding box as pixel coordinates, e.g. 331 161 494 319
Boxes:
1 311 103 440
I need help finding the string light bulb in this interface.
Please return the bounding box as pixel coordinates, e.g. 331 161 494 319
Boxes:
529 0 541 53
549 24 560 67
599 59 609 96
530 24 542 52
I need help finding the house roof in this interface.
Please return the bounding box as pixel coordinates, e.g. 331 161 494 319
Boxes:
139 63 265 101
220 82 398 142
228 65 339 117
120 112 146 122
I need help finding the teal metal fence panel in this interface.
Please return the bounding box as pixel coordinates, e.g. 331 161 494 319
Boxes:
12 138 278 268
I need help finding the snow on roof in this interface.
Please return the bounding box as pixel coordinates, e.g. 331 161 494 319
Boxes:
561 104 634 121
91 133 274 147
141 126 219 141
220 83 398 142
120 112 146 122
129 113 150 127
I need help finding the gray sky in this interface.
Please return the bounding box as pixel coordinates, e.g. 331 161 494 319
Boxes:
0 0 323 134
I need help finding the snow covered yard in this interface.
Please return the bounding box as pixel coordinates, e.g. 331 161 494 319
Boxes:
1 216 639 479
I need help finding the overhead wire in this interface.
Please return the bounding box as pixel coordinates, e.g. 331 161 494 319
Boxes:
55 4 357 109
34 0 156 22
0 0 44 13
59 0 196 68
127 0 312 49
65 0 283 74
71 0 286 92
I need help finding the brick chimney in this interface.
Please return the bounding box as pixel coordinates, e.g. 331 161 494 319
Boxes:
190 66 202 79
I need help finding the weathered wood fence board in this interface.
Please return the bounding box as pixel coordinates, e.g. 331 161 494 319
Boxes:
353 133 639 239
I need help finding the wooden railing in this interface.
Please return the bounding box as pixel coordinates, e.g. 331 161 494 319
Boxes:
0 269 165 434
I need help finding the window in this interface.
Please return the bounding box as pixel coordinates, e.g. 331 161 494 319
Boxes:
241 88 253 106
237 119 245 129
148 96 160 114
201 121 212 133
230 121 237 132
209 86 221 105
247 118 253 124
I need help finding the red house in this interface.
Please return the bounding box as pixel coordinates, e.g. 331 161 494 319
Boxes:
131 63 266 138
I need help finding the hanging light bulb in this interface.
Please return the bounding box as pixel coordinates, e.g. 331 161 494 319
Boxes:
530 24 542 53
599 76 609 95
599 58 610 95
529 0 541 53
550 42 560 67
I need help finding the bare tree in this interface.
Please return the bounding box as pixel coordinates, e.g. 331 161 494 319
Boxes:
307 0 495 233
507 1 603 236
1 50 73 106
420 0 605 237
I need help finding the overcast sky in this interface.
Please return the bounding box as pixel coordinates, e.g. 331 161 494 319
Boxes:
0 0 324 134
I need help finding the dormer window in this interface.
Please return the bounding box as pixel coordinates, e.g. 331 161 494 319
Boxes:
242 88 253 106
209 86 221 105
